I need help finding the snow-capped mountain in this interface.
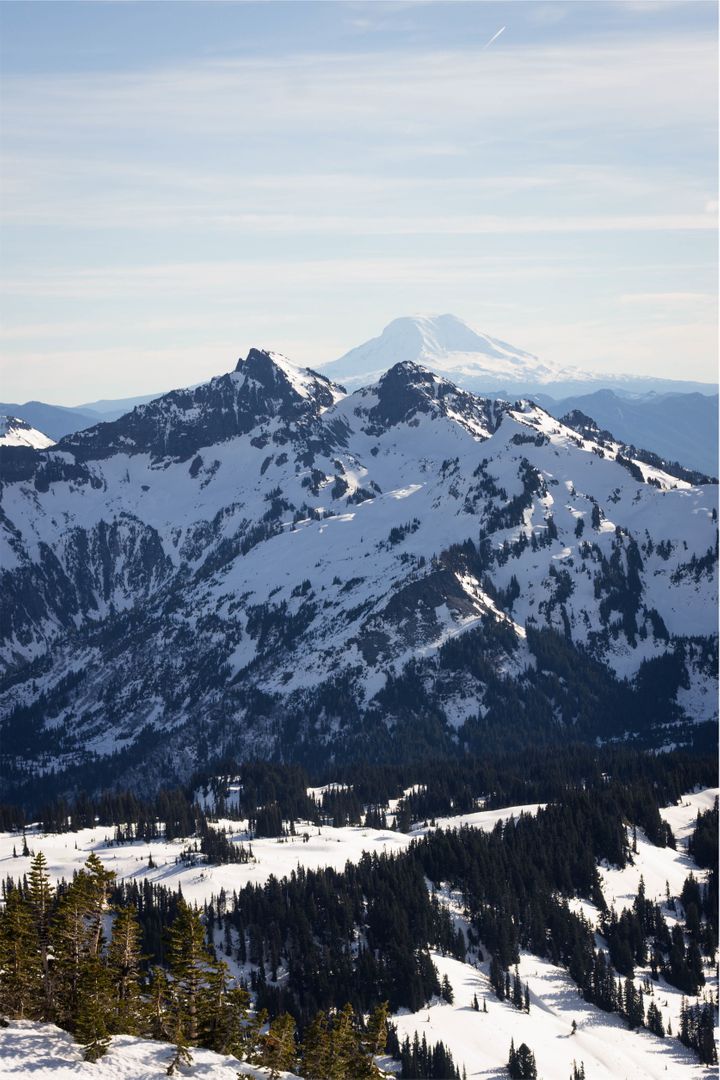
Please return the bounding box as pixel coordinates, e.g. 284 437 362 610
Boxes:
0 349 716 798
322 314 555 388
322 314 718 397
0 414 54 449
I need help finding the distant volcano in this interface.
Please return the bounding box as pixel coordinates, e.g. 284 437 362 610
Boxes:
320 314 718 398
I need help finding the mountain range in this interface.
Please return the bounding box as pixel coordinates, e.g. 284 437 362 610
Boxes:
1 347 716 802
3 315 716 473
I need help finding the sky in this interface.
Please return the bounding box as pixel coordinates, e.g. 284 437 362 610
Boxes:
0 0 717 405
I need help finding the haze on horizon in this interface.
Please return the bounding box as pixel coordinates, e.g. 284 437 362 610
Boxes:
0 0 717 405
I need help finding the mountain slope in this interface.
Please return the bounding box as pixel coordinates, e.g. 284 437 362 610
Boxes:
0 351 716 799
0 415 55 449
537 389 719 477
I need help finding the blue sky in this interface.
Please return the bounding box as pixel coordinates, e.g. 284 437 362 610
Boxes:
0 0 717 404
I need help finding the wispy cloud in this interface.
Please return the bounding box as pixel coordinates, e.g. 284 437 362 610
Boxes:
2 37 715 144
619 291 716 305
1 8 716 400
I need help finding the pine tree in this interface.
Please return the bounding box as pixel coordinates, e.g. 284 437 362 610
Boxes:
513 969 523 1009
148 965 172 1042
362 1000 389 1059
166 899 215 1046
646 1000 664 1037
260 1012 297 1078
83 853 115 958
107 904 145 1034
51 870 94 1027
27 851 54 1016
0 888 43 1019
166 1012 193 1076
301 1010 331 1079
74 955 112 1061
327 1003 359 1079
210 982 253 1058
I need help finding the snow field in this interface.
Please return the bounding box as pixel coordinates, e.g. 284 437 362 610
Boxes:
0 801 536 908
0 1021 299 1079
0 790 716 1078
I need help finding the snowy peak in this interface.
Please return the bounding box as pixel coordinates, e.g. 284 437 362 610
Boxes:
395 313 537 364
323 314 558 389
0 415 54 449
53 350 346 464
324 313 720 398
235 347 344 409
352 361 504 441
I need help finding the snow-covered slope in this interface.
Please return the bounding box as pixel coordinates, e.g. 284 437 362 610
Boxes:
0 350 716 796
0 801 537 908
322 314 718 398
0 1022 299 1080
0 414 54 449
322 314 557 389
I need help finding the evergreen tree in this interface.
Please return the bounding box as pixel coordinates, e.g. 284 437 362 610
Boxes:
107 904 146 1035
28 851 53 1013
83 853 116 958
148 966 172 1042
646 1000 665 1038
361 1000 390 1061
508 1039 538 1079
166 1012 193 1076
51 869 95 1027
300 1010 332 1079
166 899 215 1046
210 982 253 1058
74 955 112 1061
327 1003 361 1080
260 1012 297 1079
0 887 43 1019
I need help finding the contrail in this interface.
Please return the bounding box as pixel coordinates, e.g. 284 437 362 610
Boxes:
483 26 506 50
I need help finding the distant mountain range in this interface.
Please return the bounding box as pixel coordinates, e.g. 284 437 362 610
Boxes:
0 390 171 444
538 389 718 477
1 314 716 473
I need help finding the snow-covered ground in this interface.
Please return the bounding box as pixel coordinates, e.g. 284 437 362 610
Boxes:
0 801 534 906
0 1021 298 1079
1 789 716 1078
392 949 709 1080
390 790 718 1079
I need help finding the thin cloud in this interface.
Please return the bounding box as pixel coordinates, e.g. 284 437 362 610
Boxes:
620 291 716 305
